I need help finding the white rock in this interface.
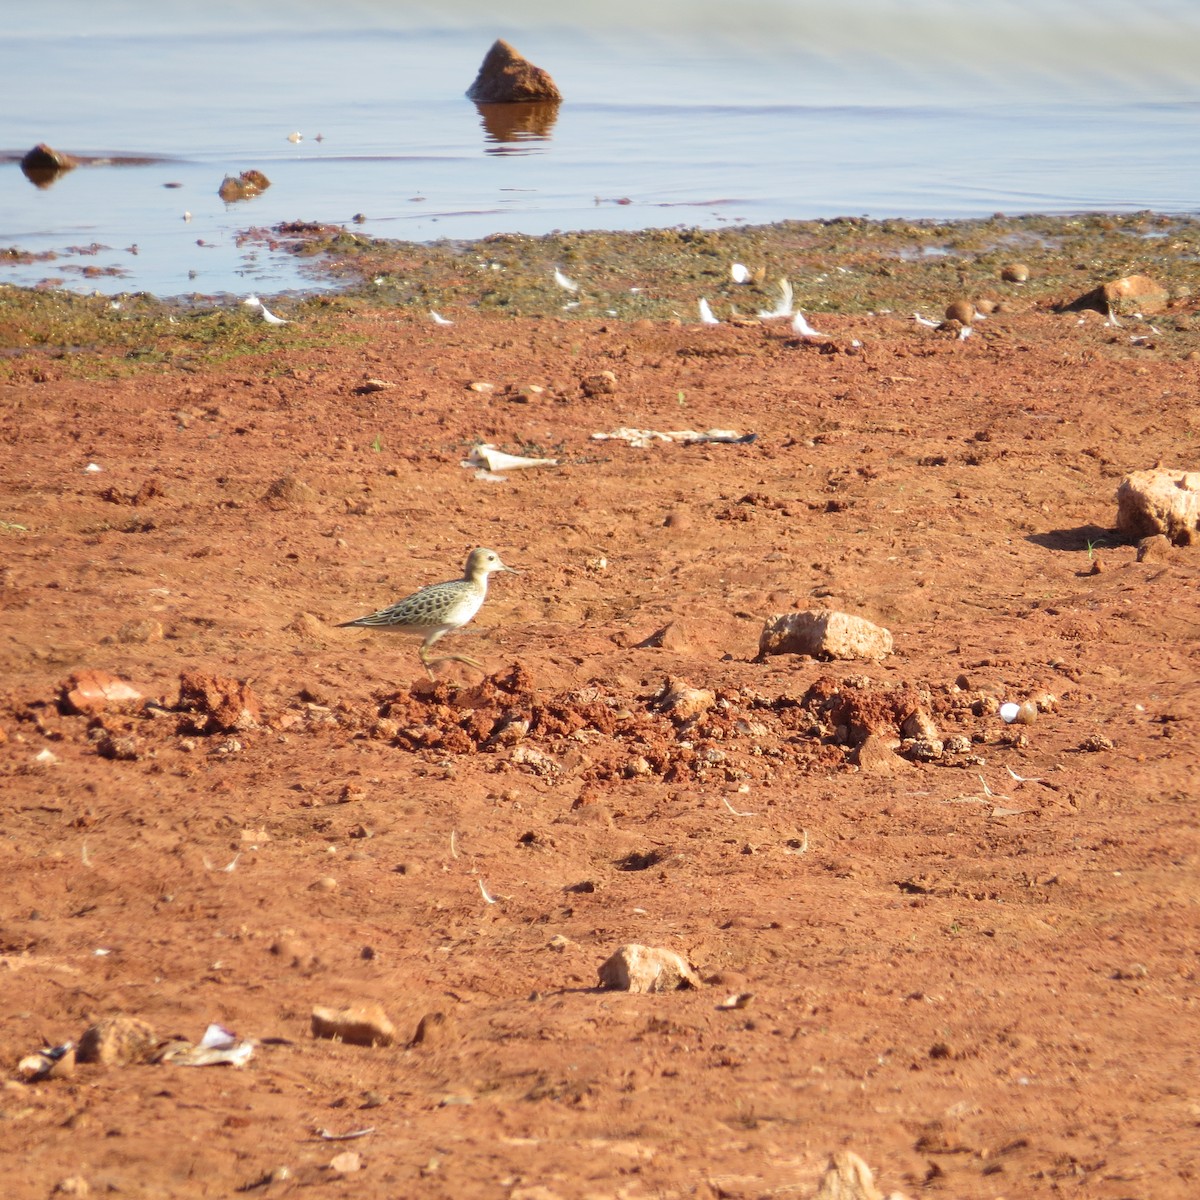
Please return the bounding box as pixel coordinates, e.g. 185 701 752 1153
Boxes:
758 610 893 662
311 1003 396 1047
1116 469 1200 543
597 944 701 993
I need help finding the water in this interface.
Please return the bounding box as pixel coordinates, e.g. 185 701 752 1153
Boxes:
3 0 1199 296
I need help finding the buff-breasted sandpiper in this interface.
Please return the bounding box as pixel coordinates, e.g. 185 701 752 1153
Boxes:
337 547 517 677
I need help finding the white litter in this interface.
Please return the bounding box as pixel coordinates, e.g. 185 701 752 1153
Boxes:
912 312 939 328
462 444 558 472
430 310 453 326
999 702 1021 723
553 268 579 293
163 1022 256 1068
730 262 750 283
591 427 752 448
958 324 973 341
758 278 794 319
83 463 102 474
698 298 720 325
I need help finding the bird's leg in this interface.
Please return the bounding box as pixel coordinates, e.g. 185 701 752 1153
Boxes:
426 651 485 673
418 643 440 680
419 638 484 678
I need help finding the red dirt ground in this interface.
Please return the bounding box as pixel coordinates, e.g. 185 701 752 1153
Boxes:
2 302 1198 1199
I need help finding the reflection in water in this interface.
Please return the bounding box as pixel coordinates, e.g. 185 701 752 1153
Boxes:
476 101 560 154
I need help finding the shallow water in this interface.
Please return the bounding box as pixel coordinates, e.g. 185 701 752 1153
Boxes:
4 0 1199 296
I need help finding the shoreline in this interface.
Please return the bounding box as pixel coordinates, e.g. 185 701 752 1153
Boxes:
4 210 1198 374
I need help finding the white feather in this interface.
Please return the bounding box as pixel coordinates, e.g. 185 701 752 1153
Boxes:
791 311 829 338
758 278 793 319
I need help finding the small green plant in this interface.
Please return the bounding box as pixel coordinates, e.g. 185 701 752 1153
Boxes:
370 435 383 453
677 390 686 405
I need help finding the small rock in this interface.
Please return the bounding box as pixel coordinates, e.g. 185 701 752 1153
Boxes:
116 619 164 644
96 732 140 761
410 1011 456 1047
811 1150 890 1200
1013 700 1039 726
1070 273 1169 316
218 169 270 201
466 39 562 103
597 944 701 993
77 1016 158 1066
60 670 144 716
899 707 939 741
1116 469 1200 544
850 732 909 774
1000 262 1030 283
758 610 893 662
580 371 618 397
944 299 975 324
1112 963 1149 980
903 737 943 762
311 1003 396 1047
1079 733 1115 752
649 676 715 723
328 1151 361 1175
1136 533 1173 562
176 670 261 734
54 1177 90 1197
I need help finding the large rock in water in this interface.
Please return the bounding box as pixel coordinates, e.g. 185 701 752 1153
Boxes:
20 142 78 187
466 39 562 103
1116 469 1200 544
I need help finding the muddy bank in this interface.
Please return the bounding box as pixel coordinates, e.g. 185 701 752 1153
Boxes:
0 213 1198 1199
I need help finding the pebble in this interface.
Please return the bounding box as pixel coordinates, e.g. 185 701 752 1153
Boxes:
411 1010 457 1047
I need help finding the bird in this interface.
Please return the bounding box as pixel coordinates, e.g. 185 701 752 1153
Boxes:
337 548 517 678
